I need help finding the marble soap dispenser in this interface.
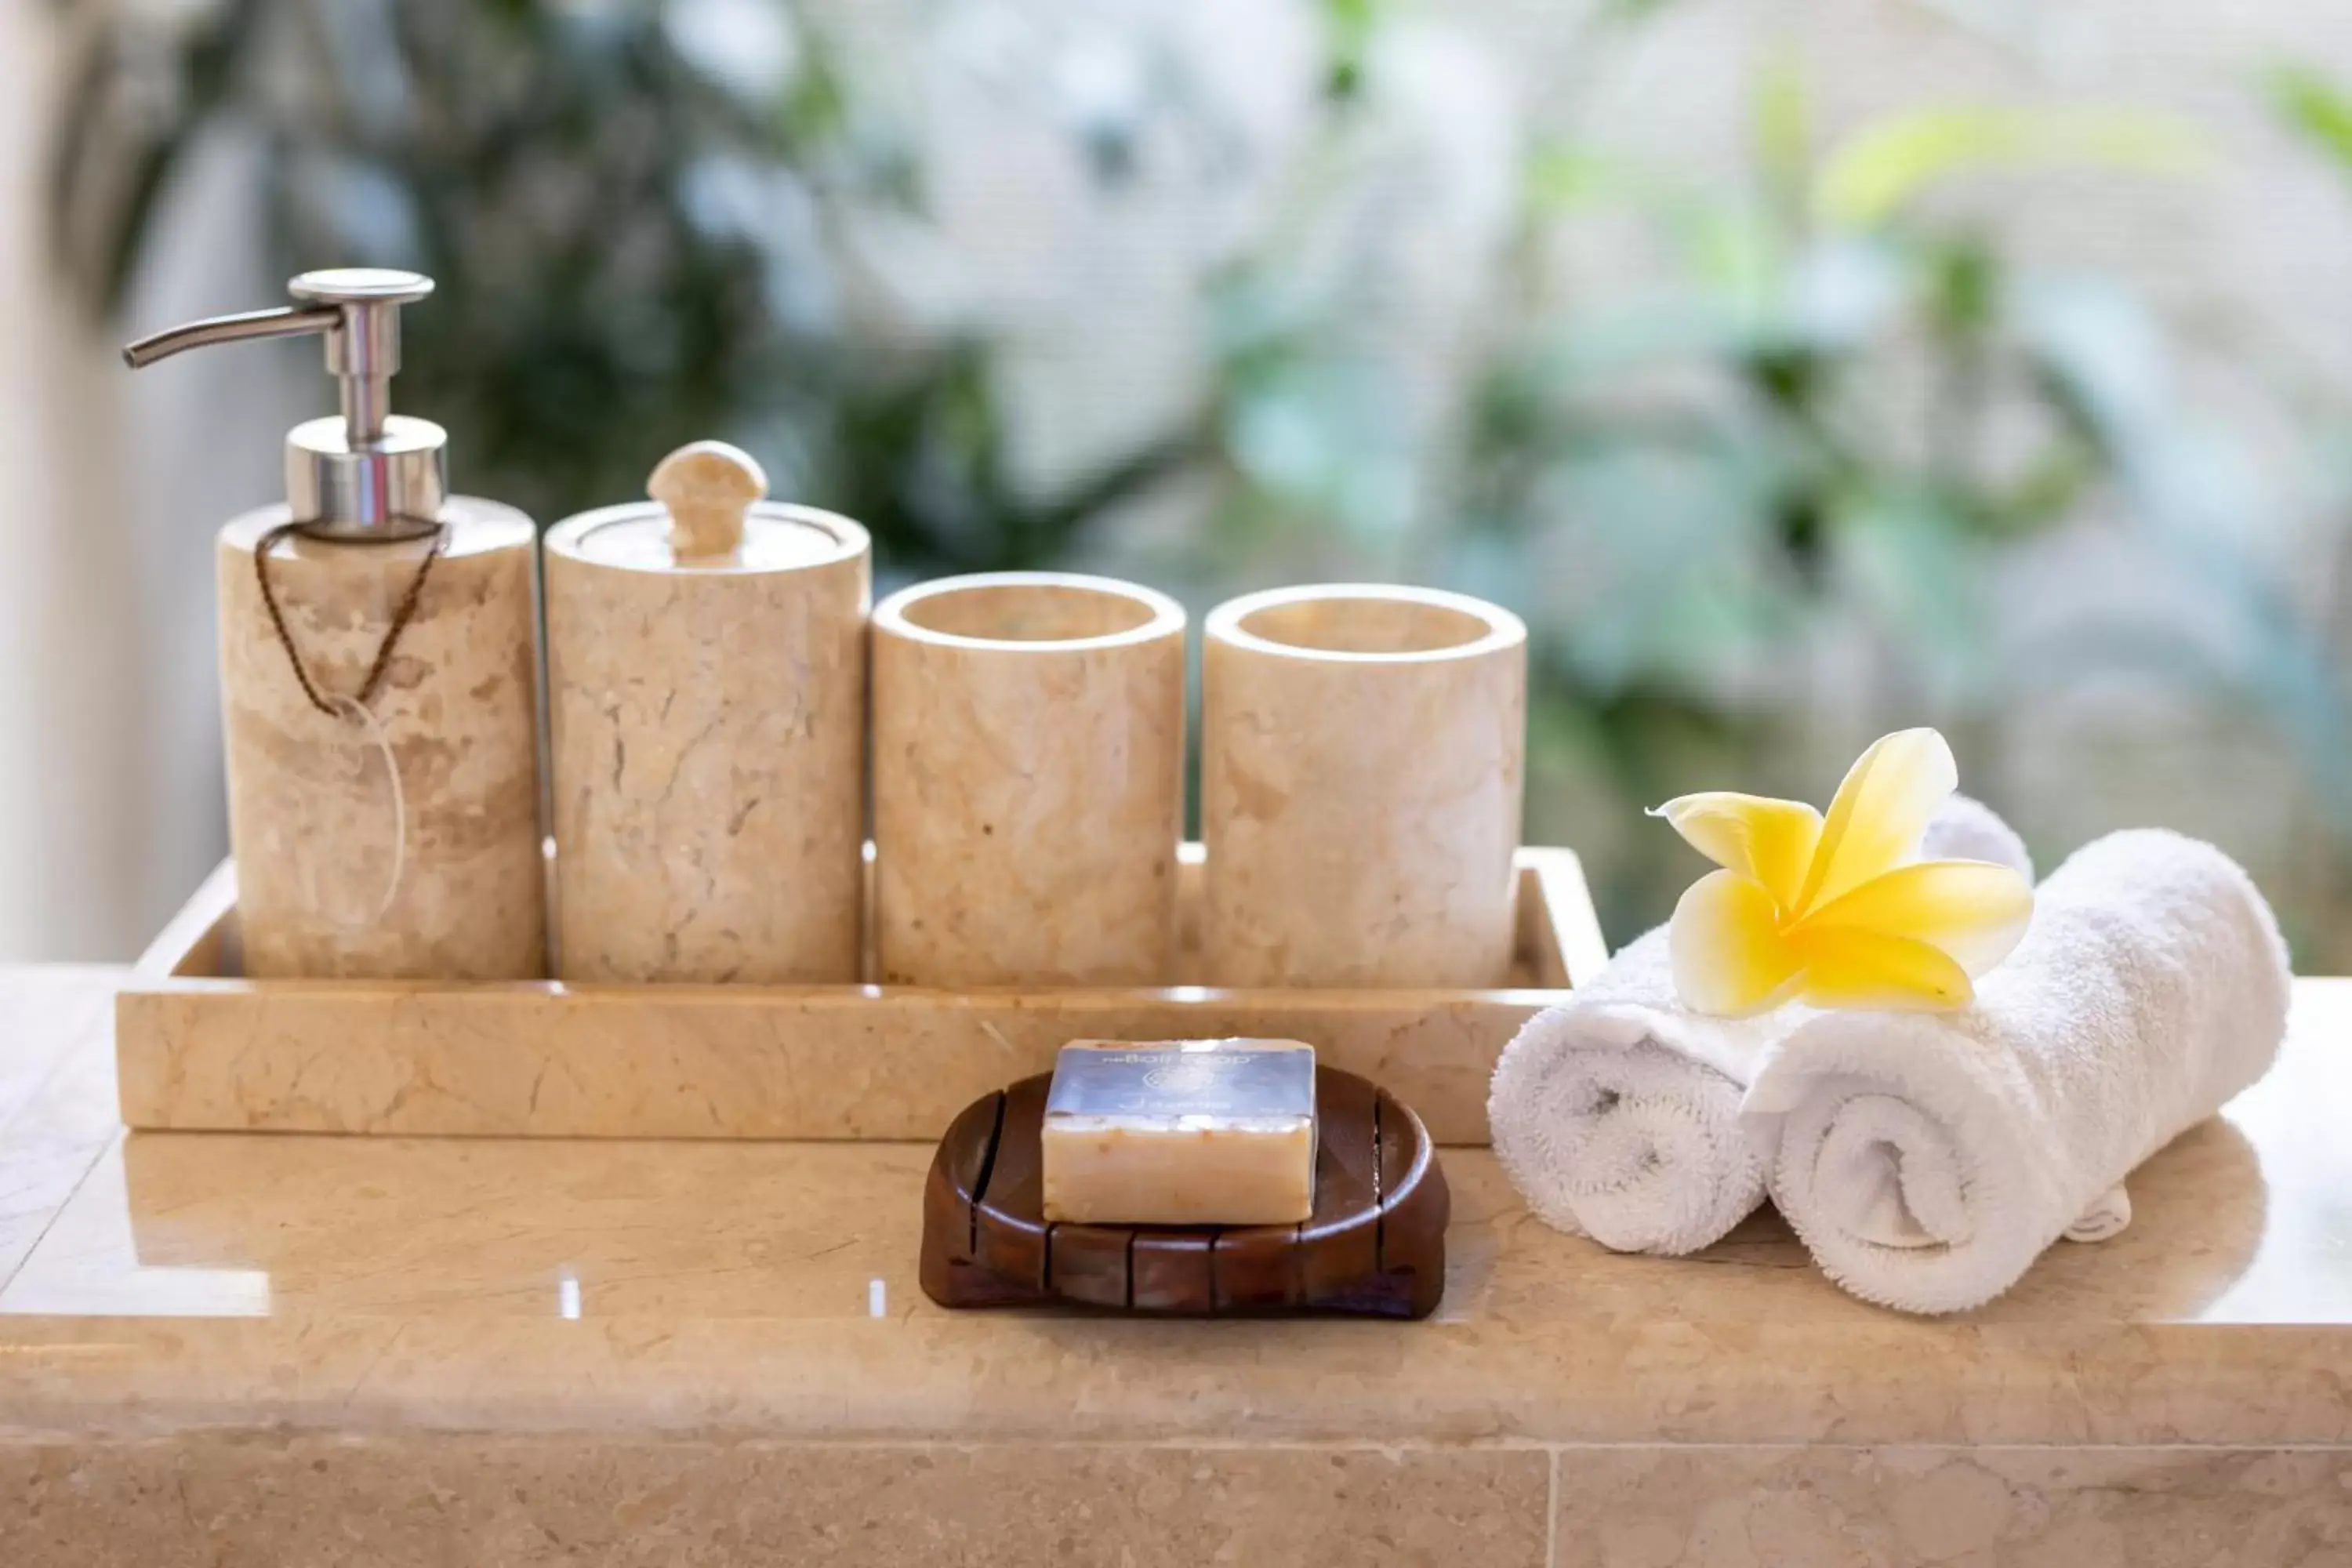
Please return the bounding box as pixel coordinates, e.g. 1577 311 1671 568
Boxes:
125 269 548 979
543 442 871 983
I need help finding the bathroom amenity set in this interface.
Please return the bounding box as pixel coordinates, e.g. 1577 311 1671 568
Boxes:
121 269 1530 994
115 270 2295 1319
110 267 1552 1323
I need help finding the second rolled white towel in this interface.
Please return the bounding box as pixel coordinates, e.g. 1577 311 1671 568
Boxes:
1745 828 2291 1315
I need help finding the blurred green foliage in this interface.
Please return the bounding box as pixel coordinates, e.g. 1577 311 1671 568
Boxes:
1456 75 2262 934
48 0 2352 946
1184 22 2311 937
2271 65 2352 182
49 0 1192 570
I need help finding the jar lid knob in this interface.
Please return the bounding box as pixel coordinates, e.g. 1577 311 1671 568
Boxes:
648 441 767 561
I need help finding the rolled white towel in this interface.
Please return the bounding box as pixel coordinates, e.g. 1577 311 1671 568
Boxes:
1918 792 2031 874
1488 927 1786 1253
1744 829 2290 1314
1490 797 2032 1255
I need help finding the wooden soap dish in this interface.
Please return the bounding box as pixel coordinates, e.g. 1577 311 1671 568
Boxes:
920 1067 1448 1319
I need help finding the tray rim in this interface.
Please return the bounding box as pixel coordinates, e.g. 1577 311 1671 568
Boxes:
113 844 1606 1145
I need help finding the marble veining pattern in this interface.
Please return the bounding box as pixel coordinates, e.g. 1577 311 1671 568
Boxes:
1552 1446 2352 1567
215 504 547 981
6 971 2352 1561
1202 587 1528 989
111 848 1605 1144
544 506 869 984
1 1439 1550 1567
870 575 1187 988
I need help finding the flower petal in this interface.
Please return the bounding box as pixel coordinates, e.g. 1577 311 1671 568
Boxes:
1668 869 1806 1017
1802 859 2034 977
1649 792 1824 912
1796 728 1958 915
1791 925 1975 1011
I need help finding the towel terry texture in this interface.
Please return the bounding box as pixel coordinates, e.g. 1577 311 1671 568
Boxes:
1744 828 2290 1314
1487 797 2033 1256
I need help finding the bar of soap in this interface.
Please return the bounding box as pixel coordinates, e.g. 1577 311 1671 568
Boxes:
1040 1039 1317 1226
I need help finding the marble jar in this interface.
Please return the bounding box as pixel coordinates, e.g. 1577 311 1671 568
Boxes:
543 499 870 984
871 573 1186 987
216 501 547 980
1201 584 1527 989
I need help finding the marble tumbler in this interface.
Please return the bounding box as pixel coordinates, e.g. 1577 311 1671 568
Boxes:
872 572 1186 987
217 500 547 980
1202 584 1527 989
544 491 870 984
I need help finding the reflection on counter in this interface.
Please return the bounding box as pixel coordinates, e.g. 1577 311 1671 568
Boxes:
0 1147 272 1319
0 1071 2321 1328
2 980 2351 1336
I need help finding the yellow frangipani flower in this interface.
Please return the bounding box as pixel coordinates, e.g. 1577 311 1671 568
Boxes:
1652 728 2034 1017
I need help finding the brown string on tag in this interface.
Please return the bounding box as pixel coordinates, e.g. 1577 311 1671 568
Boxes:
252 521 449 717
254 520 448 929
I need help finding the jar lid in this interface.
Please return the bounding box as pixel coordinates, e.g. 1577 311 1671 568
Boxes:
546 441 868 574
559 504 866 574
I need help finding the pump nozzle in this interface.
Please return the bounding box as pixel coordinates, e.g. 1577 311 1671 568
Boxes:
124 269 448 540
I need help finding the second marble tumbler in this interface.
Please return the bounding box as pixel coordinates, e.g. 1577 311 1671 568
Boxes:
872 572 1186 987
1203 584 1528 989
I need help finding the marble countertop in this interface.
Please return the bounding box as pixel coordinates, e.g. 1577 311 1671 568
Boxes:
2 964 2349 1450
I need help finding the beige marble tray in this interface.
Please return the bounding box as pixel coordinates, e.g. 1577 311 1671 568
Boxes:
113 846 1605 1145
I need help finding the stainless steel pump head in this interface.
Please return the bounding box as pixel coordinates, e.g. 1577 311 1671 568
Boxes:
124 268 448 541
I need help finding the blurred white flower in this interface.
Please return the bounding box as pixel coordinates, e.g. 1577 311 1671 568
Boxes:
1345 20 1519 341
915 0 1324 493
912 0 1527 514
664 0 803 103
